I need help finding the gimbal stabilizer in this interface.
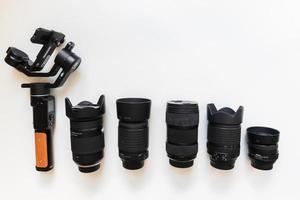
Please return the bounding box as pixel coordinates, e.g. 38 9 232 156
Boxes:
4 28 81 171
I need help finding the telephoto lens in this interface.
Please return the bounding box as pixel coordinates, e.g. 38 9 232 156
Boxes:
65 95 105 173
166 100 199 168
207 103 244 170
247 126 279 170
117 98 151 170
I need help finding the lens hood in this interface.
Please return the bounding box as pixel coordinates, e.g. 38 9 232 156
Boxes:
117 98 151 122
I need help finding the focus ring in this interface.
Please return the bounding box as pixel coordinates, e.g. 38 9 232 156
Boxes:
166 142 198 157
71 119 102 131
207 143 240 156
248 144 278 155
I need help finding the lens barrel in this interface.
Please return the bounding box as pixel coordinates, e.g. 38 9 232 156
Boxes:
247 126 279 170
117 98 151 170
65 95 105 173
207 104 244 170
166 100 199 168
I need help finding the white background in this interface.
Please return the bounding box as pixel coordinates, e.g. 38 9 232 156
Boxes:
0 0 299 199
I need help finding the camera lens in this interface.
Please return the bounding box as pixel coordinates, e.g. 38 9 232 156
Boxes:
247 126 279 170
65 95 105 173
207 103 244 170
166 100 199 168
117 98 151 170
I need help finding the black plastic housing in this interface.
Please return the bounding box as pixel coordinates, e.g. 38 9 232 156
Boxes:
26 83 55 171
207 103 244 170
65 95 105 173
10 42 81 88
5 28 65 72
247 126 279 170
117 98 151 170
166 100 199 168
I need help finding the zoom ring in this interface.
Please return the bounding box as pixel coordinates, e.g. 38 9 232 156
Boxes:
118 124 148 153
166 112 199 127
207 124 241 145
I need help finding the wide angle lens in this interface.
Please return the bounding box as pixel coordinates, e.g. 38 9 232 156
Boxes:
65 95 105 173
207 103 244 170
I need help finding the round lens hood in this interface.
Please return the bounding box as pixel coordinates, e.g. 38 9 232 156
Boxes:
117 98 151 122
247 126 279 145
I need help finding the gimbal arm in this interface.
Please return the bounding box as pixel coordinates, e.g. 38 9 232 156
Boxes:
4 28 65 73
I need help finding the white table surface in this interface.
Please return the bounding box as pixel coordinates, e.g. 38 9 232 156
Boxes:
0 0 299 199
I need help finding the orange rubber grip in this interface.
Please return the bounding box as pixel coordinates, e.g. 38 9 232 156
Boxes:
35 132 48 168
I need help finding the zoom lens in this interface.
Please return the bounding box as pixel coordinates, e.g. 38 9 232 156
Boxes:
117 98 151 170
247 126 279 170
65 95 105 173
166 100 199 168
207 103 244 170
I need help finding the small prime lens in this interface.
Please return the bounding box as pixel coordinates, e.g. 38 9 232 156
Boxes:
166 100 199 168
247 126 279 170
65 95 105 173
207 103 244 170
117 98 151 170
